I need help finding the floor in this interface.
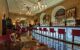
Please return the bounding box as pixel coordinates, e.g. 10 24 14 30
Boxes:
0 32 54 50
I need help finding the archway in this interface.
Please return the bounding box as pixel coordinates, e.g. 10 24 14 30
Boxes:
51 6 65 26
40 13 46 26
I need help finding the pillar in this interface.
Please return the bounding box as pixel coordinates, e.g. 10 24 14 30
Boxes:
0 0 9 35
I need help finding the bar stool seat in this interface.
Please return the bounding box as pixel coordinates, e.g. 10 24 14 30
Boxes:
72 29 80 50
39 28 43 31
50 28 55 33
43 28 48 32
58 29 65 34
72 29 80 36
58 28 66 50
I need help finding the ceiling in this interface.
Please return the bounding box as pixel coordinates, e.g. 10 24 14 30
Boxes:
7 0 64 16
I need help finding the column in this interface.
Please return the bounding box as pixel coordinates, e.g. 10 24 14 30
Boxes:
0 0 9 35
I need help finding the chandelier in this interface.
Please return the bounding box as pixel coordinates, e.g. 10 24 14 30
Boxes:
21 3 33 15
33 0 47 10
25 6 32 15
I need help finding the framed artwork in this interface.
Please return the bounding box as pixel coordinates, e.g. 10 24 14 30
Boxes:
65 7 76 26
66 7 76 18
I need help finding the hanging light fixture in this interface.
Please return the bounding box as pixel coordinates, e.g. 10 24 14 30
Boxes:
21 3 33 15
34 0 47 10
25 6 33 15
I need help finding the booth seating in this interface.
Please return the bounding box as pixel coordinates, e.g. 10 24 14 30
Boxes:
72 29 80 50
58 29 66 50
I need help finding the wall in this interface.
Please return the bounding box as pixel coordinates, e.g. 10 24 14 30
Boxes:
35 0 80 22
9 13 39 25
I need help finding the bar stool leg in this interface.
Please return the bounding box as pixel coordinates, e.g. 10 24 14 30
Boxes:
63 34 66 50
54 32 56 50
72 36 74 50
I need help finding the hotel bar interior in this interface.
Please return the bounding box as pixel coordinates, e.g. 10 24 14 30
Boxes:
0 0 80 50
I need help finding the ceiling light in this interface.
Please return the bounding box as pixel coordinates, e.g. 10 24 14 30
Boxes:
33 0 47 10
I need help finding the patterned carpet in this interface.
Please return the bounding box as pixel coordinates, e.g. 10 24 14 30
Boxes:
0 33 55 50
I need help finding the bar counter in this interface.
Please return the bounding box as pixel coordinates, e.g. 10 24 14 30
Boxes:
32 26 80 50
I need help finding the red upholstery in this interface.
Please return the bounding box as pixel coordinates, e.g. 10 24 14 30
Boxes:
43 28 48 31
50 28 55 33
72 29 80 36
0 36 5 42
58 29 65 34
39 28 43 31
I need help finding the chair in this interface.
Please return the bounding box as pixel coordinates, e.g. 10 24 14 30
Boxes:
43 28 48 32
39 28 43 34
43 28 48 45
72 29 80 50
43 28 48 35
58 29 66 50
50 28 55 37
39 28 43 43
50 28 56 48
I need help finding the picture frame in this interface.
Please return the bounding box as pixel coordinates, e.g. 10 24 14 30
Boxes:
66 7 76 18
65 7 76 26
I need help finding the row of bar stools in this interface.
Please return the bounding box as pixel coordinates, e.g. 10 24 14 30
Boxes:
33 27 80 50
36 27 66 50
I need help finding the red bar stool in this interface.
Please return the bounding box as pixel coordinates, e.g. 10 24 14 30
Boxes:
39 28 43 34
50 28 56 48
50 28 56 38
43 28 48 35
58 29 66 50
39 28 43 43
43 28 48 31
43 28 48 45
33 28 38 32
72 29 80 50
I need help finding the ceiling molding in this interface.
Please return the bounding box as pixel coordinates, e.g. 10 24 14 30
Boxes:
9 12 33 17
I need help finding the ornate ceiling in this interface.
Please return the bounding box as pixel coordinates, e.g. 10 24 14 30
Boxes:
7 0 64 16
